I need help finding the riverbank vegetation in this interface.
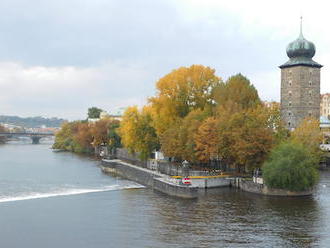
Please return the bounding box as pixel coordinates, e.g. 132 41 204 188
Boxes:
119 65 286 172
0 124 7 143
54 64 322 191
118 64 322 190
263 118 322 191
53 118 121 154
263 141 319 191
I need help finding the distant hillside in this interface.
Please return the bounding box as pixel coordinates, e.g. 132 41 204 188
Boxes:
0 115 66 128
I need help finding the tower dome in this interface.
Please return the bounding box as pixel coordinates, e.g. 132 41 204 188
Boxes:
286 34 315 59
279 17 322 69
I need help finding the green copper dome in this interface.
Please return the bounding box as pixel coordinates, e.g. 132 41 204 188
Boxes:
286 33 315 58
280 19 322 69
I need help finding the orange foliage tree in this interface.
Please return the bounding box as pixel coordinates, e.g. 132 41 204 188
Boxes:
194 117 219 163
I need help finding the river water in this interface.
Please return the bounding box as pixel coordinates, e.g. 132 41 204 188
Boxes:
0 140 330 248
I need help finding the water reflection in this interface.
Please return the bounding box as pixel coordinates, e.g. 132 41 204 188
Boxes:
126 184 324 248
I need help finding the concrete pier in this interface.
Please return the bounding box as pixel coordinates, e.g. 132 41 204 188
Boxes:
100 159 221 198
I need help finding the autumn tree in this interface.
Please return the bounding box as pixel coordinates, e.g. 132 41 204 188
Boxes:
91 119 111 147
74 122 93 153
118 106 159 160
0 124 7 143
217 106 274 172
194 117 219 163
53 121 80 151
149 65 221 137
290 117 323 161
264 102 289 145
214 73 261 115
160 109 207 161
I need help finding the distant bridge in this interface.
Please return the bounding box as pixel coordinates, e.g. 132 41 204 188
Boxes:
0 132 55 144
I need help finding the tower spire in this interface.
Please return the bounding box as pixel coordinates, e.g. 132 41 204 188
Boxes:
299 16 303 38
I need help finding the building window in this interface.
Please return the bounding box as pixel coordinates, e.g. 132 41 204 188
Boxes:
289 80 292 86
309 102 312 106
288 112 291 116
288 122 291 127
289 101 292 106
309 113 312 117
309 91 312 97
309 81 312 86
289 91 292 97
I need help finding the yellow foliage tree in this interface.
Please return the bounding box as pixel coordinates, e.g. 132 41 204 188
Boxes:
149 64 221 137
290 117 322 159
118 106 159 160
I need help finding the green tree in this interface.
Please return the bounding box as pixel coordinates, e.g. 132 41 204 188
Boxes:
88 107 103 119
263 141 319 191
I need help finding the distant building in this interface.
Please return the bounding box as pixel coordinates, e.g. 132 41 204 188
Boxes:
263 101 279 109
87 108 125 123
100 111 109 119
87 118 100 123
320 93 330 118
280 19 322 129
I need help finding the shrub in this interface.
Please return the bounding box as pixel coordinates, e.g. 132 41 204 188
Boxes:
263 141 319 191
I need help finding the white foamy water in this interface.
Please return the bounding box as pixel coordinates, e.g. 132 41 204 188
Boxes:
0 184 145 203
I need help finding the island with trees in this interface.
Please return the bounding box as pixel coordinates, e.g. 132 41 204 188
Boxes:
53 64 323 196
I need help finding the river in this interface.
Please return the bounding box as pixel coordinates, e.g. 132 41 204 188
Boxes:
0 140 330 248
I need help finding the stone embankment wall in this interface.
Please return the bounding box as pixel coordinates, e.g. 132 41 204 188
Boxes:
101 159 199 198
239 179 313 196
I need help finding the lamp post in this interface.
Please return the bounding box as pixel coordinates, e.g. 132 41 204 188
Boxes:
182 160 190 177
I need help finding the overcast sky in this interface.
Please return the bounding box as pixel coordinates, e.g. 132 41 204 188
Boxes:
0 0 329 120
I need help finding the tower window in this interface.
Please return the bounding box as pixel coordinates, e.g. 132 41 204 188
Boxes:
289 101 292 106
309 91 312 97
289 80 292 86
288 122 291 127
289 91 292 97
288 112 292 116
309 81 312 86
